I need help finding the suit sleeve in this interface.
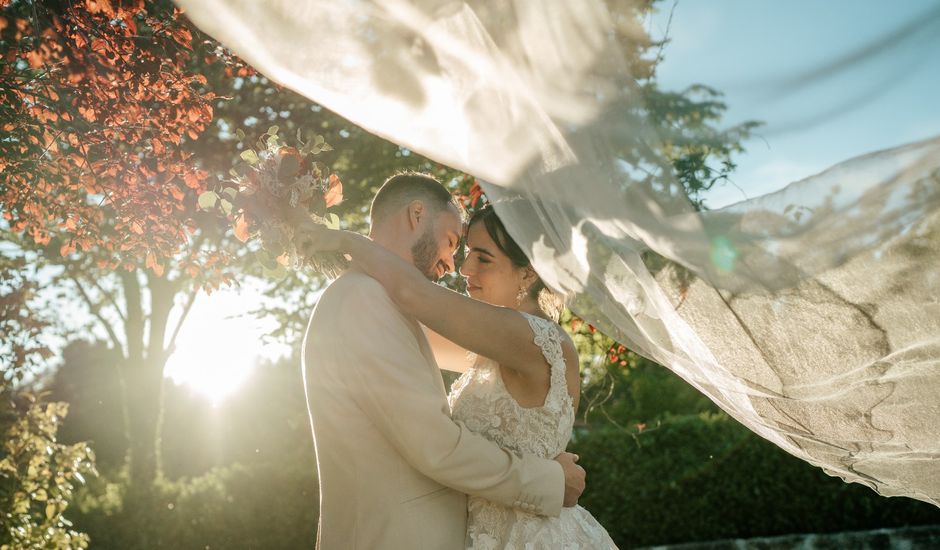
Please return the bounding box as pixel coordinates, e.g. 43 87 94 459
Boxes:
329 277 564 517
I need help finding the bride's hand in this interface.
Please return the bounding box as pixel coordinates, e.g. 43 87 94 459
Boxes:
295 221 346 258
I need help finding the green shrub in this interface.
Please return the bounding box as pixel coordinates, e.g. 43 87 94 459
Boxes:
71 459 318 549
570 412 940 548
1 261 96 550
0 397 96 550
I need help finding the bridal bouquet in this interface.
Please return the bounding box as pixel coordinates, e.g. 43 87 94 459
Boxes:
198 126 347 277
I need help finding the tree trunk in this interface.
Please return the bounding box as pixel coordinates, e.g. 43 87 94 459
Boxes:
124 357 165 489
120 270 178 490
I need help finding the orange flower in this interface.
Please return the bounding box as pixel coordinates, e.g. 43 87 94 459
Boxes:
324 173 343 208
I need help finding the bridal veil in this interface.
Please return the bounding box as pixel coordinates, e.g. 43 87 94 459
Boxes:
175 0 940 505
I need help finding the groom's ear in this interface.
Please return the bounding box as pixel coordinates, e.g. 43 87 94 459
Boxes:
406 200 425 231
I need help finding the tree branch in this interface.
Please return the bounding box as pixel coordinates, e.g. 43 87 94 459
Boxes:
87 274 127 324
160 229 211 353
164 285 198 355
70 275 126 357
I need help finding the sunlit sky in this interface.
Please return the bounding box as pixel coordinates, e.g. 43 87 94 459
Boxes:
649 1 940 208
163 283 291 404
167 2 940 401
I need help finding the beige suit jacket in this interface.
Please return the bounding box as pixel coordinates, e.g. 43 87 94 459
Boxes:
303 271 564 549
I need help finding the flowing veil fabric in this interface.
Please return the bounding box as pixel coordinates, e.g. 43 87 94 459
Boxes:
175 0 940 505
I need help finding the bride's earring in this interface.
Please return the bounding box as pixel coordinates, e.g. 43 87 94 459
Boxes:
515 285 527 307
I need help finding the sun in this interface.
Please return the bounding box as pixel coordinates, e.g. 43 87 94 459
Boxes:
163 288 288 405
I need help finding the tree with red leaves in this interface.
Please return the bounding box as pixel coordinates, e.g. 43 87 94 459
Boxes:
0 0 429 499
0 0 245 492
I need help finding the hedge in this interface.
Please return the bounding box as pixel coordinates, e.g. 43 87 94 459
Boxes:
570 412 940 548
70 459 318 549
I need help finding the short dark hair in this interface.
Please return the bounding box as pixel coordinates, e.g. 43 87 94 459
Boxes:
370 172 459 227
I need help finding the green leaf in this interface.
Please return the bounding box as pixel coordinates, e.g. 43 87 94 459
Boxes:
267 125 279 136
45 502 56 520
240 149 259 165
197 190 218 210
220 199 233 215
325 213 340 230
222 187 238 200
235 128 246 141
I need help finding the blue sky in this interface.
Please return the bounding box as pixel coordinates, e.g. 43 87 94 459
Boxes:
647 1 940 208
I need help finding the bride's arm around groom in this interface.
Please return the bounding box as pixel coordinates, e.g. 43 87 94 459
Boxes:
305 270 581 549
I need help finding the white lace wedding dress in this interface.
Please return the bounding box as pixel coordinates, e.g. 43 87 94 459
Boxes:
448 312 617 549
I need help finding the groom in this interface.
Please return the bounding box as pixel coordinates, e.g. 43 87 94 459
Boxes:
301 172 585 549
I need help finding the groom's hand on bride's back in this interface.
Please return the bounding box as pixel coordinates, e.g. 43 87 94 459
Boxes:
555 452 585 507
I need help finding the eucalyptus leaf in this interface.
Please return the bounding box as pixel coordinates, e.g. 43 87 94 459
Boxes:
240 149 259 165
197 190 218 210
326 213 341 230
220 199 233 215
267 125 279 136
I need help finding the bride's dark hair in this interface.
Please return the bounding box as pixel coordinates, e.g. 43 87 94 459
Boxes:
467 205 562 320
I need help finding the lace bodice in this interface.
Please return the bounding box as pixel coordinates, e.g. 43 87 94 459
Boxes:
447 313 616 549
448 312 575 460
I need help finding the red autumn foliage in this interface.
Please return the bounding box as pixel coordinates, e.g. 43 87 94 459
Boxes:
0 1 247 280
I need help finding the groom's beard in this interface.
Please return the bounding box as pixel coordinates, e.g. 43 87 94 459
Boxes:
411 225 440 281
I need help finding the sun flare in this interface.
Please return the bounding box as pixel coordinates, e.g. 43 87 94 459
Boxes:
163 289 288 405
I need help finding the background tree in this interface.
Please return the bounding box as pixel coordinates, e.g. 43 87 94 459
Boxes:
0 0 233 495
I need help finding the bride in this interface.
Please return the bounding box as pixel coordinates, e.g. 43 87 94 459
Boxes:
300 204 617 548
